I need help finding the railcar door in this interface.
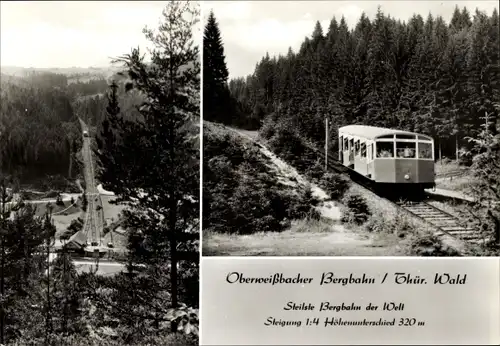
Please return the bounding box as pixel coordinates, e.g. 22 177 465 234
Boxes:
348 138 355 168
358 141 368 176
366 142 374 179
339 135 343 164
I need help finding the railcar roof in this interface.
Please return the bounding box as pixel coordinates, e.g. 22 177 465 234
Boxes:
339 125 426 140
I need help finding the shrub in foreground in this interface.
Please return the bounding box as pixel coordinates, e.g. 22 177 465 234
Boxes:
365 212 414 238
286 185 321 221
408 233 461 256
341 193 371 225
319 172 350 200
304 160 325 183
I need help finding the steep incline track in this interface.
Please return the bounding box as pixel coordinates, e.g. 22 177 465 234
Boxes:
396 201 482 243
79 118 103 247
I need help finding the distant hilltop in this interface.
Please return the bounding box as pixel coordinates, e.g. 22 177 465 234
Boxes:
1 61 197 78
0 61 198 88
0 65 123 78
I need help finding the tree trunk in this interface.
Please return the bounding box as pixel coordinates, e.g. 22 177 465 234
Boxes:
455 135 459 164
68 150 73 179
168 60 179 333
439 140 442 165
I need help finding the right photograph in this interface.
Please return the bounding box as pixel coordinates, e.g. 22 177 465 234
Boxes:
202 0 500 257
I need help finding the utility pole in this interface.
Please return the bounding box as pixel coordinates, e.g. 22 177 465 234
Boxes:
325 117 329 171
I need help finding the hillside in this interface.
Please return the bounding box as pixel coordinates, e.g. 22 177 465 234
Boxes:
203 122 447 256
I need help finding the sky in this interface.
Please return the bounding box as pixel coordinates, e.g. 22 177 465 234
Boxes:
0 1 201 69
204 1 499 79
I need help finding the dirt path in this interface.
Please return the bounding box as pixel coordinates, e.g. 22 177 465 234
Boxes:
203 224 405 256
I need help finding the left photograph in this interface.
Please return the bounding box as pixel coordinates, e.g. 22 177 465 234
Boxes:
0 1 199 345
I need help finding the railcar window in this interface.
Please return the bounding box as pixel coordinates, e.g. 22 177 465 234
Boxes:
376 142 394 158
355 140 360 155
418 135 432 141
418 142 433 159
343 138 349 151
396 134 416 139
349 138 354 151
396 142 416 158
378 134 394 139
361 142 367 158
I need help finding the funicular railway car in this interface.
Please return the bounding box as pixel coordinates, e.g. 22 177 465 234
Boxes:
338 125 435 192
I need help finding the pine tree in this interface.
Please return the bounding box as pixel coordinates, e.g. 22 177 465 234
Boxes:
203 10 230 123
95 0 199 335
464 109 500 245
46 250 84 337
0 177 56 344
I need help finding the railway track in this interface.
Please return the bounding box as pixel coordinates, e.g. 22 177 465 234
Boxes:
308 145 485 246
80 120 103 248
395 201 482 244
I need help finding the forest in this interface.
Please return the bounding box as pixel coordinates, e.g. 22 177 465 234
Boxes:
0 69 111 190
226 6 499 161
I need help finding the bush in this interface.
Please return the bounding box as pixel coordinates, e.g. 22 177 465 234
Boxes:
408 234 461 256
365 212 414 238
61 217 83 241
20 191 33 201
204 123 322 235
319 172 350 200
304 160 325 183
341 193 371 225
56 194 65 206
68 217 84 232
259 116 277 140
60 230 76 241
286 185 321 221
204 160 288 235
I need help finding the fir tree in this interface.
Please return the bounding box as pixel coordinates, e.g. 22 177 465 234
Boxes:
465 109 500 245
0 177 56 344
95 0 199 336
203 10 230 123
